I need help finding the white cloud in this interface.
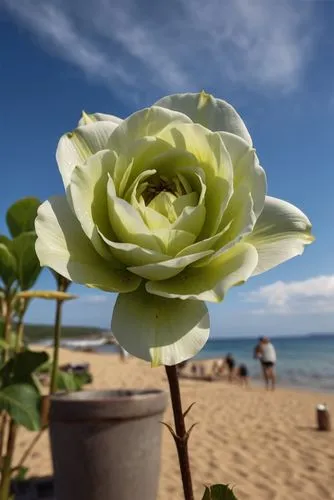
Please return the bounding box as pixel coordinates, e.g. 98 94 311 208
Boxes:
78 294 109 304
244 275 334 315
4 0 316 99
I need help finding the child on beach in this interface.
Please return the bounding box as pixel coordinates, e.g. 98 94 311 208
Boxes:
237 363 249 388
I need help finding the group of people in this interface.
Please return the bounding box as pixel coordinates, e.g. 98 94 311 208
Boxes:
211 354 249 387
211 336 277 390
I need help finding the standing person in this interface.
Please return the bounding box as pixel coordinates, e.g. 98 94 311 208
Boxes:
224 353 236 382
237 363 249 388
259 337 277 390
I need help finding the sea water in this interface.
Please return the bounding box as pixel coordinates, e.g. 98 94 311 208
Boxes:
95 335 334 392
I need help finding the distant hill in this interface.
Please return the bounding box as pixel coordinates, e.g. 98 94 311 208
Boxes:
305 332 334 339
23 323 103 342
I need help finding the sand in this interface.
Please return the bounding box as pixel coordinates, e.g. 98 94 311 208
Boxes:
14 348 334 499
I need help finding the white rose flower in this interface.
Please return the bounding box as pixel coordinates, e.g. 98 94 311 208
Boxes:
35 92 314 365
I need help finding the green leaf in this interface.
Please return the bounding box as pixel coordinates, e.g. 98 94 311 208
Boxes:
6 197 41 238
0 384 41 430
13 466 29 481
0 338 10 350
56 371 83 391
202 484 237 500
11 232 41 290
0 350 49 387
0 243 17 288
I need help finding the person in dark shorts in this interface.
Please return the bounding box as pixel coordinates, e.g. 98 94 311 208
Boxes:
256 337 277 390
237 363 249 387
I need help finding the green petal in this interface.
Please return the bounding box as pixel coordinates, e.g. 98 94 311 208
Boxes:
128 250 213 281
245 196 314 276
78 111 122 126
57 122 118 189
107 177 162 252
35 197 141 292
220 132 266 218
206 187 255 260
172 172 206 237
152 228 196 256
97 230 169 267
69 150 117 259
107 106 192 156
155 92 252 144
111 287 210 365
157 122 233 237
146 242 258 302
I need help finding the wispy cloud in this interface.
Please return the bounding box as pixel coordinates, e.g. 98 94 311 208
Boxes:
78 294 109 304
4 0 316 100
244 275 334 315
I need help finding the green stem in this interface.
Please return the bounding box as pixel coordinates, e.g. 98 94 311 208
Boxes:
165 365 194 500
12 276 69 473
0 293 13 467
14 300 26 354
50 276 68 395
3 293 12 363
0 421 17 500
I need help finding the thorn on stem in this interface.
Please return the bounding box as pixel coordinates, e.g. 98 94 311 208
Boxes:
183 401 196 419
160 421 178 441
186 422 198 441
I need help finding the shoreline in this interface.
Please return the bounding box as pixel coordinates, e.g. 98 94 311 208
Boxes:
35 343 334 395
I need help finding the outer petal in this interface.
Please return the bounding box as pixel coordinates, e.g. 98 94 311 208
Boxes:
69 150 117 259
111 287 210 365
154 92 252 145
35 196 141 292
220 131 266 218
146 242 258 302
245 196 314 276
78 111 123 127
57 122 118 189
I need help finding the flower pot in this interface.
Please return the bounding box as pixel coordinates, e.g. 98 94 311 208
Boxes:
49 389 167 500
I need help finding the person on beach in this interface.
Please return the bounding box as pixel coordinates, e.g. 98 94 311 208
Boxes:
212 354 235 381
211 358 224 377
224 353 236 382
237 363 249 388
255 337 277 390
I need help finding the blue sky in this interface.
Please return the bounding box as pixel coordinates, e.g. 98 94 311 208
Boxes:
1 0 334 337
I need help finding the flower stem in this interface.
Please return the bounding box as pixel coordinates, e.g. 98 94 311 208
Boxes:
165 365 194 500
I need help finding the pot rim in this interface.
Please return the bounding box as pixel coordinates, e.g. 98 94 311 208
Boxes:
50 388 166 404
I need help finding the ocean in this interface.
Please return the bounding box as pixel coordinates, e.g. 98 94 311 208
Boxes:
91 335 334 392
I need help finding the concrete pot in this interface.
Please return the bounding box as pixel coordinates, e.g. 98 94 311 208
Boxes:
49 389 167 500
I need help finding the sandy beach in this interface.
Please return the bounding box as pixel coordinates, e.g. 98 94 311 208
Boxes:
15 348 334 499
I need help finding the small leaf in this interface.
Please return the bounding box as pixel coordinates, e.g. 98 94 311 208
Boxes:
0 383 41 430
202 484 237 500
13 466 29 481
0 243 17 288
17 290 77 301
6 197 41 238
56 371 82 391
11 232 41 290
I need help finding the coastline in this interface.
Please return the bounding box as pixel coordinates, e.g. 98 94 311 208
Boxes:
17 346 334 499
